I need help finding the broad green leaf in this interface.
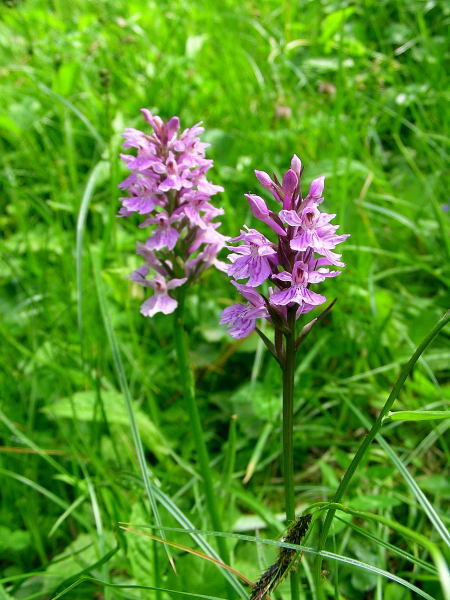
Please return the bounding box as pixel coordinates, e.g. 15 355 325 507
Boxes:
127 503 156 589
0 527 31 554
43 532 117 594
42 390 171 459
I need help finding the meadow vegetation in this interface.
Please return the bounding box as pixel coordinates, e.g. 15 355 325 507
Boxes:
0 0 449 599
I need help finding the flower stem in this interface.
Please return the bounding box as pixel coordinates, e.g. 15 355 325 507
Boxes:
173 287 230 567
282 307 300 600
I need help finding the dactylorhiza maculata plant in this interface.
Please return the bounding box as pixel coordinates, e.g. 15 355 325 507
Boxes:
118 109 230 565
220 156 349 600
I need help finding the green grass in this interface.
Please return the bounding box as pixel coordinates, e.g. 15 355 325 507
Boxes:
1 0 449 599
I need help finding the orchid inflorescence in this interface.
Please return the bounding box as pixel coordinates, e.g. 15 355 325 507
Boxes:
220 156 349 358
118 110 226 317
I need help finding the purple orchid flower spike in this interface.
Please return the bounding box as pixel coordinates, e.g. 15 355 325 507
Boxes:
119 110 226 318
121 111 233 565
221 155 349 354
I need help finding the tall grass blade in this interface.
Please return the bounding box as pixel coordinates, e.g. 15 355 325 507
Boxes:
76 162 108 349
91 250 173 584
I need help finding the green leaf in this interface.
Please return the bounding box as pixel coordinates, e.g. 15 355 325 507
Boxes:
43 390 171 459
44 532 117 595
320 7 355 45
419 474 450 496
387 410 450 421
231 381 279 423
0 527 31 554
349 541 378 592
127 503 156 587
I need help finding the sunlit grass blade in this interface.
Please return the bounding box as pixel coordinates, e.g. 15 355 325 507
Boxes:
48 495 87 538
310 502 450 599
91 250 173 589
24 72 105 148
243 422 273 485
334 515 438 576
76 161 109 353
344 396 450 547
387 410 450 421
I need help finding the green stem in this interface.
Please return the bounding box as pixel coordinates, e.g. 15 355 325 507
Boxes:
282 307 300 600
173 287 230 568
313 310 450 598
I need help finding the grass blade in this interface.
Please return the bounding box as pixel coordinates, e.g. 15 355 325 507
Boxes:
387 410 450 421
76 161 108 349
91 250 173 586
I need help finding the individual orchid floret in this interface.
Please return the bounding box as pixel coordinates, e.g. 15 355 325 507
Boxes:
186 243 228 277
140 212 180 251
271 261 328 308
135 244 170 276
306 176 325 203
158 152 194 192
196 178 224 196
189 223 228 255
245 194 286 236
176 191 224 229
220 283 269 338
254 169 282 203
281 169 298 210
140 273 187 317
279 204 349 262
254 166 298 210
227 227 277 287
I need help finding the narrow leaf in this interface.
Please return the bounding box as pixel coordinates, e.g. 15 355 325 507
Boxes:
387 410 450 422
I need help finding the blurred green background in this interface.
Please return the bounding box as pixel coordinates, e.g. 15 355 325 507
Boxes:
0 1 449 599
